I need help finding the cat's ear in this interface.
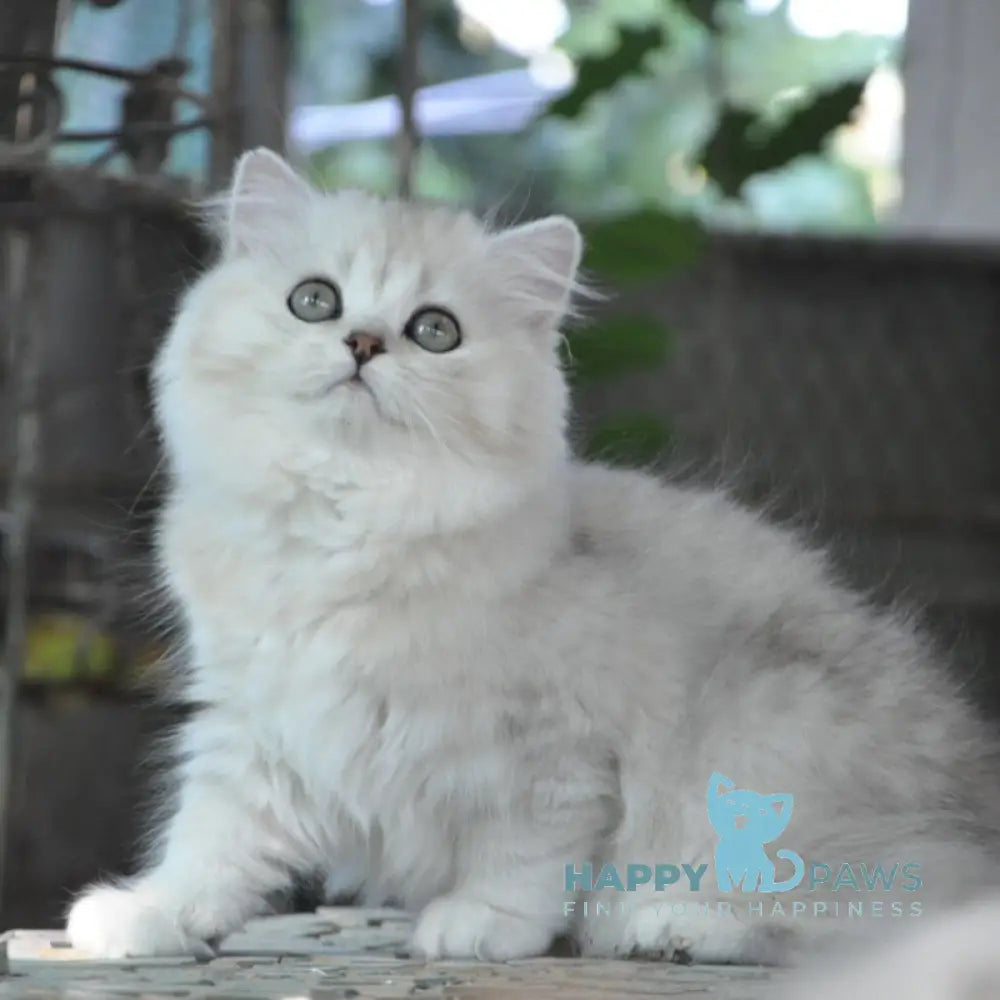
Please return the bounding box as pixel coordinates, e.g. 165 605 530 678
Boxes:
222 148 311 256
708 772 735 799
490 217 582 334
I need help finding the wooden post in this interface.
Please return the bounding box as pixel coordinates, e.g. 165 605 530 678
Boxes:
0 224 44 912
0 0 60 914
898 0 1000 238
209 0 291 188
397 0 422 199
0 0 62 141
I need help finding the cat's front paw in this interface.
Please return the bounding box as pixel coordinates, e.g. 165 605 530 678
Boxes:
624 904 746 963
67 885 211 959
411 896 553 961
623 903 796 965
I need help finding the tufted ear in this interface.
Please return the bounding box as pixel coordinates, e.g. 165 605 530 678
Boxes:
223 148 312 256
490 216 582 333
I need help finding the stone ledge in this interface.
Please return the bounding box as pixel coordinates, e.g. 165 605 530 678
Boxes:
0 908 788 998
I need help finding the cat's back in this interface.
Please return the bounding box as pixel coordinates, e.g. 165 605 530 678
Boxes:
558 463 1000 833
560 461 967 717
565 462 844 639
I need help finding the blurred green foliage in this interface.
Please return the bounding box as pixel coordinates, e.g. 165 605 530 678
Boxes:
545 0 878 466
673 0 719 30
564 315 673 384
585 413 675 467
23 615 118 685
296 0 895 228
549 24 667 119
700 78 867 197
581 210 706 283
568 212 686 465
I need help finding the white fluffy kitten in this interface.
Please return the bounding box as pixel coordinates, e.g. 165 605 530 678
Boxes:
67 149 999 963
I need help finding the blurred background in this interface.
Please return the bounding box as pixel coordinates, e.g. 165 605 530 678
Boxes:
0 0 997 928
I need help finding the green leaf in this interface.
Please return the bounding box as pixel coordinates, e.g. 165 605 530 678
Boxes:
699 79 866 197
581 209 706 283
24 614 118 684
673 0 720 30
549 24 666 119
564 316 673 383
585 413 674 467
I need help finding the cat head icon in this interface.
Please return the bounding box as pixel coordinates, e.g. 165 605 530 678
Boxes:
707 772 794 844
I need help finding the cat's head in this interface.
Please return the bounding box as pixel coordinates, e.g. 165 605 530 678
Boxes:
153 149 581 529
707 772 794 844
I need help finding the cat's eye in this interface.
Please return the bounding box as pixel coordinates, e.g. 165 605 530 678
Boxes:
287 278 342 323
404 306 461 353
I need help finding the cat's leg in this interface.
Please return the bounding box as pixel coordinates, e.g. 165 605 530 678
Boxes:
322 858 367 904
616 835 997 965
628 836 999 965
580 883 814 964
322 823 371 903
410 795 611 961
67 740 312 958
408 823 582 961
409 845 574 961
627 897 813 964
579 821 809 962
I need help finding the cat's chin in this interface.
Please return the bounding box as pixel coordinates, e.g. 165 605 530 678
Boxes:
291 376 400 431
323 384 416 441
295 373 372 401
343 375 380 399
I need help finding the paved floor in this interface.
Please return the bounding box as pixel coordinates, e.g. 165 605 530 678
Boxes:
0 908 793 999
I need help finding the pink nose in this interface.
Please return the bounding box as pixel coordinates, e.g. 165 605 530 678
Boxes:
344 331 385 365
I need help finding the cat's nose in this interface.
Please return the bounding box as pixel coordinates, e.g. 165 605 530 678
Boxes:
344 331 386 366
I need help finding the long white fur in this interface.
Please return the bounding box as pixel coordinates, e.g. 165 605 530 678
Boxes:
66 150 1000 966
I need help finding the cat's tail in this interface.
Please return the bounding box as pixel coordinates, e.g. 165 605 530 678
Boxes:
773 849 806 892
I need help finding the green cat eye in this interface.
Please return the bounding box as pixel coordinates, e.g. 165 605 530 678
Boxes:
404 306 462 353
287 278 342 323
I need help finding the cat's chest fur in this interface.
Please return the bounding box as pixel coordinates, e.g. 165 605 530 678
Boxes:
159 495 567 834
165 496 470 669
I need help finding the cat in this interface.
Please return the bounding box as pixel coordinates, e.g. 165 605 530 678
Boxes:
66 148 1000 964
707 773 804 893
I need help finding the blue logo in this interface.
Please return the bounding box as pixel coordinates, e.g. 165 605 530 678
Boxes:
562 772 923 910
707 772 805 892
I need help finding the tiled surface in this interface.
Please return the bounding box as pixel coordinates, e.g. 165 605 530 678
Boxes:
0 908 791 999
